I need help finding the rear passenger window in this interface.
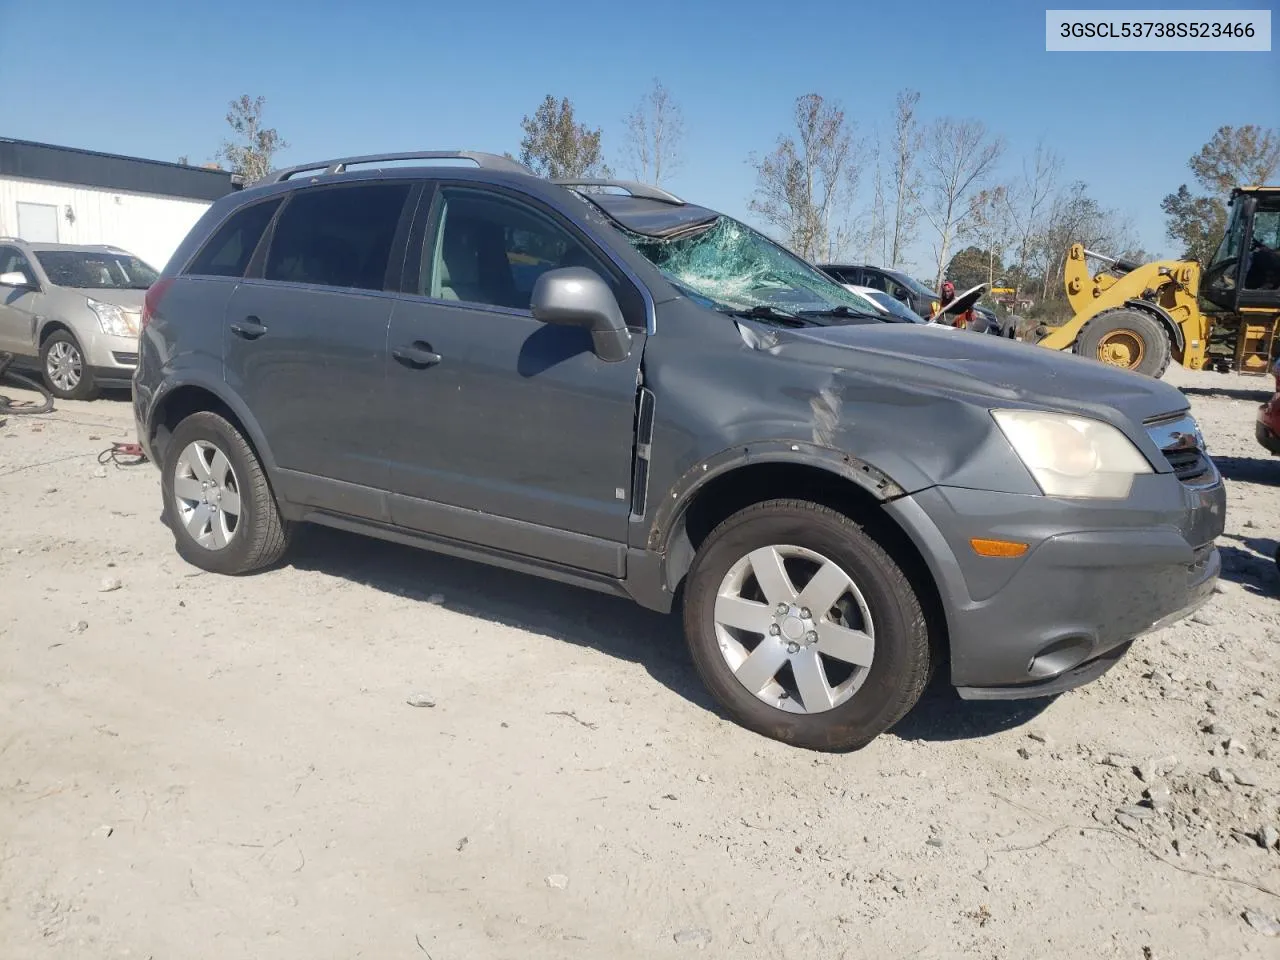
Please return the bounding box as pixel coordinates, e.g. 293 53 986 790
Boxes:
187 199 281 278
265 184 410 291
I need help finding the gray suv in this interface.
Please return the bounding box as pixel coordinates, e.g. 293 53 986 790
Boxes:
133 151 1225 750
0 239 158 399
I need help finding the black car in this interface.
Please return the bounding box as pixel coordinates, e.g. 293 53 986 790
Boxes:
818 263 939 319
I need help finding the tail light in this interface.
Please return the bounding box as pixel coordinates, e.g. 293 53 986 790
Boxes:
141 277 174 331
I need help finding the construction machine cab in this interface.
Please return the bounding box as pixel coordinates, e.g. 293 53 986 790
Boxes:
1202 187 1280 312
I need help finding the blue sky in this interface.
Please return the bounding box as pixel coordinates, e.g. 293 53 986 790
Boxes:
3 0 1277 273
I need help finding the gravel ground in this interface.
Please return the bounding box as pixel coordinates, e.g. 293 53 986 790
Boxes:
1 364 1278 960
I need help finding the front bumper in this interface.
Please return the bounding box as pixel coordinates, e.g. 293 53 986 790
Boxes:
885 472 1225 698
1257 396 1280 455
83 331 139 388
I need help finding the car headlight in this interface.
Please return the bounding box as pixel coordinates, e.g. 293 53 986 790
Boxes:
87 298 138 337
992 409 1153 499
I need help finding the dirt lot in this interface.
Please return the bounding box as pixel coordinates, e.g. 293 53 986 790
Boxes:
2 364 1278 960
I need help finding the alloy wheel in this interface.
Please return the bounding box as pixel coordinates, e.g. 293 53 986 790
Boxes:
713 544 875 714
172 440 242 549
46 341 82 391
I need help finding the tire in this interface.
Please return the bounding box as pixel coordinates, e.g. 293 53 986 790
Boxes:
682 499 932 751
161 411 291 574
1075 309 1172 378
40 329 98 401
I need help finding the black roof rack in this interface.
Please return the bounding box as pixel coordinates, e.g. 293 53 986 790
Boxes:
262 151 532 184
553 179 684 205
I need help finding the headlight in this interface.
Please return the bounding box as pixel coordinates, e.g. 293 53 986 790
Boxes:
87 298 138 337
992 409 1153 499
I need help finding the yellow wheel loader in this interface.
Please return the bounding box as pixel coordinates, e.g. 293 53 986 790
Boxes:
1034 186 1280 378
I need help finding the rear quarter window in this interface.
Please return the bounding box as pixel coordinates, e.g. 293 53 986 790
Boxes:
186 199 283 278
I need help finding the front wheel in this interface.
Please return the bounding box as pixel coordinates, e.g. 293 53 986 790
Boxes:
40 330 98 400
682 499 932 751
1075 309 1172 378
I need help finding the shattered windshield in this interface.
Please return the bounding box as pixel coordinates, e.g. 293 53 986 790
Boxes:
622 216 882 322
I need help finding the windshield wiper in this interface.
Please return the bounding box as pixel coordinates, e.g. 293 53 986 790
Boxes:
726 305 808 327
798 305 884 322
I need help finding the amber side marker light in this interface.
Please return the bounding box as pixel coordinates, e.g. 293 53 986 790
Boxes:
970 538 1029 558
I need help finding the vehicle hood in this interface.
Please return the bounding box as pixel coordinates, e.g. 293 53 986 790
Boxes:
62 289 146 310
759 319 1189 425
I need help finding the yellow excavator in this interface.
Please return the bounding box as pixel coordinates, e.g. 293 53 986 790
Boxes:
1033 185 1280 378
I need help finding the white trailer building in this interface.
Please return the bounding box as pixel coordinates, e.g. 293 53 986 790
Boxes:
0 138 242 270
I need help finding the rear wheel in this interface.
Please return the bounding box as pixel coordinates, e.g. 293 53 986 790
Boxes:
161 411 291 574
682 499 932 751
1075 309 1172 378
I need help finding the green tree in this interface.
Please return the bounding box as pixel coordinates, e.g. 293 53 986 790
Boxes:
215 95 289 183
946 245 999 290
517 95 611 179
1161 125 1280 263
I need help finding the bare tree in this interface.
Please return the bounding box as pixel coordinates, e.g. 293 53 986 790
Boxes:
749 93 862 262
915 118 1004 290
216 95 289 183
623 79 685 186
889 90 923 268
1001 141 1061 282
1032 181 1136 300
963 185 1016 288
863 139 889 265
518 95 611 179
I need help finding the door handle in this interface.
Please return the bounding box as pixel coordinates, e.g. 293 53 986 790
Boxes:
393 341 442 369
230 316 268 340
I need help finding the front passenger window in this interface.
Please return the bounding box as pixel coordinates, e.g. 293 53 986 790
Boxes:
426 188 610 311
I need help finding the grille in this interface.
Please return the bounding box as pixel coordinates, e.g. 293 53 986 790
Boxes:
1163 446 1211 483
1145 413 1212 486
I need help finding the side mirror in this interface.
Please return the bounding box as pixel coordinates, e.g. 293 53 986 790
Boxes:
531 266 632 363
0 271 33 289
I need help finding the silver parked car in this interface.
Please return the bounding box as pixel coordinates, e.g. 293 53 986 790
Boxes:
0 239 158 400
